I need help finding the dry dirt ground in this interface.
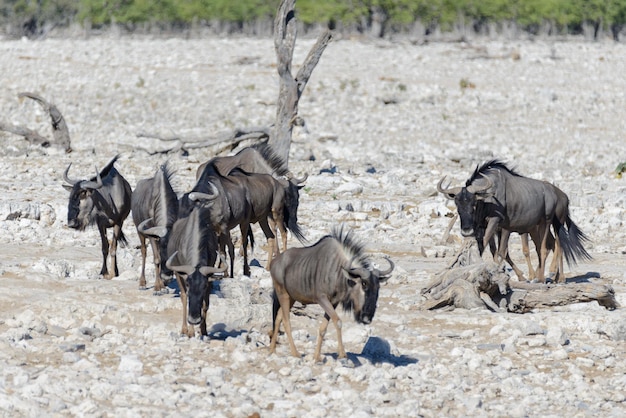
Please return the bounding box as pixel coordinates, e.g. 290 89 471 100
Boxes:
0 34 625 417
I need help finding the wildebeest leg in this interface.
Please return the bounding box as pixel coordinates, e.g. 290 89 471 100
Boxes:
552 232 565 283
240 224 251 277
217 233 231 278
111 224 122 278
497 230 527 281
316 295 345 361
271 285 299 357
258 217 277 269
138 233 148 289
482 217 500 256
98 224 111 279
175 273 193 337
521 233 535 280
314 313 331 363
149 237 165 292
535 221 550 283
200 284 210 336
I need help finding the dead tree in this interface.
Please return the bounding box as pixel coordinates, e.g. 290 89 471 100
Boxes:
135 1 332 161
0 92 72 153
421 240 619 312
269 0 332 166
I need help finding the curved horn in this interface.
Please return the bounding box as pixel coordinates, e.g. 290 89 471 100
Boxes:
437 177 462 199
189 182 219 202
63 163 79 185
138 218 168 238
165 251 194 276
199 254 228 276
81 167 103 190
375 256 395 277
467 174 493 195
293 173 308 184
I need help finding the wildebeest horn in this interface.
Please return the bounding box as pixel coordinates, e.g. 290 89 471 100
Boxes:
138 218 168 238
81 167 103 190
63 163 79 185
437 177 462 199
375 256 394 277
189 182 219 202
199 255 228 276
467 174 493 195
165 251 195 276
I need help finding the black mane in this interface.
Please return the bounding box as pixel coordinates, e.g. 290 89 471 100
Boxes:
331 224 371 270
252 143 289 177
467 159 520 186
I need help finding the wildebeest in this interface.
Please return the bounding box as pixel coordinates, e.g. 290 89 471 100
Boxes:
227 167 305 268
131 162 178 292
63 155 132 279
438 160 590 282
166 194 226 337
181 163 253 278
196 143 307 253
269 224 394 362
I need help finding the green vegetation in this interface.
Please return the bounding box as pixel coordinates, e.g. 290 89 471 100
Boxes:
1 0 625 39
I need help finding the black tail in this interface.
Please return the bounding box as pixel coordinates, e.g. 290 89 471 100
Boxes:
554 216 592 266
271 289 280 338
117 229 129 248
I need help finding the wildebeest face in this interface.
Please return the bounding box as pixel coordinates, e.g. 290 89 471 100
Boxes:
454 188 479 237
66 184 96 230
345 271 381 325
186 270 209 326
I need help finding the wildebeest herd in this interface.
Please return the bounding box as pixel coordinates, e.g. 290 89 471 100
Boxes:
62 145 591 362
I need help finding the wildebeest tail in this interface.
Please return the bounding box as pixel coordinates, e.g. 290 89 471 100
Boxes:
117 229 129 248
554 216 592 266
271 289 280 337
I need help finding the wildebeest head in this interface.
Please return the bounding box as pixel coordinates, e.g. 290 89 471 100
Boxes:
341 257 394 324
166 252 226 326
63 163 103 230
283 173 308 242
437 175 493 238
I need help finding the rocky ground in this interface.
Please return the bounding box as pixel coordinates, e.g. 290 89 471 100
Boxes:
0 33 625 417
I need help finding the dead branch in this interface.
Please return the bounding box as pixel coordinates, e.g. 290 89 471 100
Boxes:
0 92 72 152
269 0 332 165
135 126 270 155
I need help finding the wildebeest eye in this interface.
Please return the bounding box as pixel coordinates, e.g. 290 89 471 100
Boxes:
361 280 369 291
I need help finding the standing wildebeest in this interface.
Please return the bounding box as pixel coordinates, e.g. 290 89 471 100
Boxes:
181 163 253 278
438 160 590 283
269 225 394 362
196 143 307 253
131 162 178 292
63 155 132 279
166 194 226 337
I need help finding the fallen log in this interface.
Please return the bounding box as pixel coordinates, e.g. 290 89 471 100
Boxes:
421 239 619 312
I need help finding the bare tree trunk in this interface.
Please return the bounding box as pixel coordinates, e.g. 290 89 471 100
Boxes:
270 0 332 167
0 92 72 153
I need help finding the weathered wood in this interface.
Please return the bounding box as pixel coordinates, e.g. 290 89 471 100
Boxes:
506 281 619 313
135 127 270 155
269 0 332 166
421 239 619 312
0 92 72 152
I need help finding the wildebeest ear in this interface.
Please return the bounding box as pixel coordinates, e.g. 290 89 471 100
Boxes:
342 267 359 287
62 184 73 191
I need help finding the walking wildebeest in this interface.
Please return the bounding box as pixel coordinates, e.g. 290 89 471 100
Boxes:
63 155 132 279
227 167 305 268
181 163 253 278
196 143 308 253
166 194 226 337
438 160 590 283
131 162 178 292
269 224 394 362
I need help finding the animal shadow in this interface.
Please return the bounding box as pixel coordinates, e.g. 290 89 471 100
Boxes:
206 323 246 340
565 271 601 284
331 336 418 367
